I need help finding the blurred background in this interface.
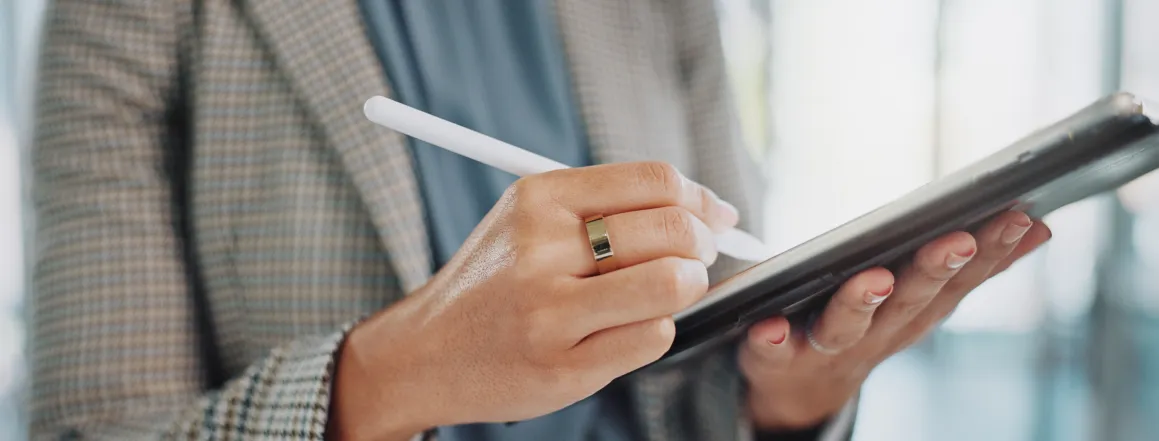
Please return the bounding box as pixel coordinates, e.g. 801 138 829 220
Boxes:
1 0 42 440
1 1 1157 440
719 1 1159 440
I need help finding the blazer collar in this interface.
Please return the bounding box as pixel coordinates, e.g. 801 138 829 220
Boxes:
239 0 433 292
554 1 681 168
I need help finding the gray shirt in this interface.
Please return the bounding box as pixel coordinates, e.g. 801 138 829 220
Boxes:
358 1 636 439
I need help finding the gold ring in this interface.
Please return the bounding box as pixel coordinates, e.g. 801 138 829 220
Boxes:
584 215 618 274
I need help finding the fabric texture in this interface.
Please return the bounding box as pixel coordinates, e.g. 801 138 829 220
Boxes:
28 1 850 440
360 0 593 266
357 1 631 440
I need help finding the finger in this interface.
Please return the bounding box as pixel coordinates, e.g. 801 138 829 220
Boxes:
570 316 676 377
523 162 739 232
884 221 1053 355
990 222 1052 275
568 206 717 275
739 316 795 373
917 212 1032 321
944 211 1032 291
864 231 976 339
808 268 894 355
565 257 709 336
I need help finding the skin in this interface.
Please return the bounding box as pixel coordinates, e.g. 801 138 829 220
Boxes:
740 210 1052 429
325 162 1053 441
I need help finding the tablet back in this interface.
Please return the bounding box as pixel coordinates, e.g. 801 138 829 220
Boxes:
660 92 1159 365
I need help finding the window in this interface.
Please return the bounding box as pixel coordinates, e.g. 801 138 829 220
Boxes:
2 1 43 439
718 1 1159 440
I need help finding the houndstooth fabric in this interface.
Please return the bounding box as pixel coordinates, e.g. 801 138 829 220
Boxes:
28 1 847 440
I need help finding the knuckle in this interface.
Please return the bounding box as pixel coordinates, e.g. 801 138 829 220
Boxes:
654 258 686 291
651 260 688 305
639 318 677 359
651 317 677 346
507 176 533 200
509 176 553 208
654 258 686 289
636 162 684 201
659 208 698 249
651 258 708 310
682 260 710 294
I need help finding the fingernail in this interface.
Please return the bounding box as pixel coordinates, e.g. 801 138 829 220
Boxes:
946 248 975 269
863 285 894 306
767 331 787 346
1001 220 1033 245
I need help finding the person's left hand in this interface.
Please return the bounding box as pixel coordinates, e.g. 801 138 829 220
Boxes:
739 210 1053 431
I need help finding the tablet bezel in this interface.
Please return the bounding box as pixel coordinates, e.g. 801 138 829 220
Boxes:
657 92 1159 366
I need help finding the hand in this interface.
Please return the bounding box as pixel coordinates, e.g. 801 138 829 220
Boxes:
328 162 737 441
739 211 1053 431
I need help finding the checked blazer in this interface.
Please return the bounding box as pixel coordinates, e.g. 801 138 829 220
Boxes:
27 1 852 440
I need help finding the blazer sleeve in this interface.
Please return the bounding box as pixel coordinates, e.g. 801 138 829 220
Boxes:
29 2 356 439
624 3 858 441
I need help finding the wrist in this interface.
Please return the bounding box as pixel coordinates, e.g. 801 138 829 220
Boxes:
328 307 444 441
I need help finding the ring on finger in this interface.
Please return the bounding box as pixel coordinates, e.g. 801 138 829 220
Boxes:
584 215 620 274
805 311 842 356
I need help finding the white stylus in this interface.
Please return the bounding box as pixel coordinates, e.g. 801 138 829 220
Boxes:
363 96 774 262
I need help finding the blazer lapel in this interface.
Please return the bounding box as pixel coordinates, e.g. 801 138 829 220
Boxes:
239 0 433 292
557 3 740 441
555 0 694 173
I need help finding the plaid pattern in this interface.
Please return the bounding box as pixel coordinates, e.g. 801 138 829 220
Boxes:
28 1 844 440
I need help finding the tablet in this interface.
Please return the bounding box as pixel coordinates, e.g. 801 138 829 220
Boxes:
659 92 1159 365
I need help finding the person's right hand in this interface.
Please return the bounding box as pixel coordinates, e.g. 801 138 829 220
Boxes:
328 162 741 441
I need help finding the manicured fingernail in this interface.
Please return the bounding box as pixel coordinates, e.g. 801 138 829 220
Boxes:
1001 220 1033 245
767 331 787 346
863 285 893 306
946 248 975 269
